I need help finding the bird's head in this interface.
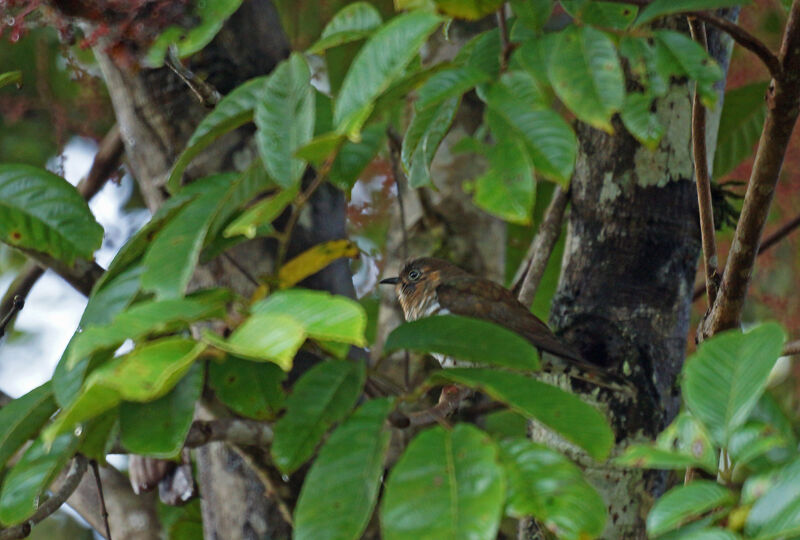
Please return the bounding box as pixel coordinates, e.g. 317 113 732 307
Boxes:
380 257 465 319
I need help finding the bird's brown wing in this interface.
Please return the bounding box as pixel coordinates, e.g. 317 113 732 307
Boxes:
435 276 584 362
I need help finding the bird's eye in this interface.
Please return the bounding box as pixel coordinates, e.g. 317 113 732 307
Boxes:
407 269 422 281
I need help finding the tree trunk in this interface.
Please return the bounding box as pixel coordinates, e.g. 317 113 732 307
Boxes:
530 15 737 538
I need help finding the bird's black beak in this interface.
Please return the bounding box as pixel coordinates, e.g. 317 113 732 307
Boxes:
380 277 399 285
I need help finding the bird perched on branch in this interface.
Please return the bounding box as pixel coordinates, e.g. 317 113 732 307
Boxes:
381 257 630 393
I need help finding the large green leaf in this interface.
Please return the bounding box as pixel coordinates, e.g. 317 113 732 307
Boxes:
203 313 306 371
223 185 297 239
145 0 244 66
402 96 459 188
78 410 119 466
616 446 704 472
329 122 387 189
53 265 143 408
509 0 553 32
142 174 235 299
429 368 613 460
0 70 21 89
381 423 505 540
334 11 443 136
271 360 365 474
0 432 81 525
0 164 103 264
45 338 206 443
119 363 204 458
548 26 624 132
294 398 393 540
474 134 535 224
252 288 367 346
682 323 785 446
655 412 718 473
647 481 734 537
653 30 723 108
67 289 231 369
621 92 664 150
560 0 638 29
485 78 576 185
167 76 269 192
500 438 606 539
728 421 789 468
308 2 383 54
208 356 286 420
713 81 769 178
0 383 57 471
416 66 490 110
744 458 800 538
255 53 315 188
384 315 539 371
636 0 749 26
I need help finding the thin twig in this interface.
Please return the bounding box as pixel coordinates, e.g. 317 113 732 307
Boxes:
275 156 337 270
164 46 221 108
222 253 261 288
689 11 782 79
514 187 569 307
0 456 89 540
689 18 720 308
783 339 800 356
0 295 24 340
693 211 800 301
404 386 473 428
90 461 112 540
496 6 513 69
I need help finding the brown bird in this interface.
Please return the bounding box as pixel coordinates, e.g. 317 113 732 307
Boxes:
381 257 629 391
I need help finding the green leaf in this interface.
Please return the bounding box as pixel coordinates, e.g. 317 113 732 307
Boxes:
499 438 606 539
618 35 668 97
509 0 552 32
548 26 624 132
53 265 143 408
713 81 768 178
433 0 504 19
78 410 119 465
745 458 800 538
485 78 576 185
119 363 204 458
294 398 393 540
308 2 383 54
0 70 22 89
416 66 490 110
429 368 613 460
729 421 788 468
142 174 235 299
647 481 734 537
203 313 306 371
653 30 723 108
329 122 387 190
209 356 286 420
45 338 206 443
459 28 501 79
561 0 638 30
0 164 103 264
271 360 365 474
67 289 231 369
145 0 244 67
380 424 505 540
252 288 367 346
0 432 81 525
334 11 443 136
255 53 315 188
682 323 785 446
167 76 268 192
616 446 704 471
655 412 718 474
663 527 741 540
636 0 749 26
402 96 459 188
223 185 298 239
384 315 540 371
621 92 664 150
277 239 360 289
0 383 57 471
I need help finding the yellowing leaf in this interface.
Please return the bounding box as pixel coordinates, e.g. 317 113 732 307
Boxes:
278 239 360 288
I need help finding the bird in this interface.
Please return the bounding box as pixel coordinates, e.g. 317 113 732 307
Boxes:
380 257 630 392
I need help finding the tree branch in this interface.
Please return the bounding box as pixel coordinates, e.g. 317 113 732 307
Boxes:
693 210 800 301
707 0 800 334
689 18 720 308
0 456 89 540
514 186 569 307
784 339 800 356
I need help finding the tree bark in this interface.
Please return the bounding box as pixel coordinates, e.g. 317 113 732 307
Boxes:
536 15 737 538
